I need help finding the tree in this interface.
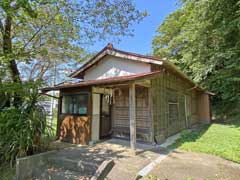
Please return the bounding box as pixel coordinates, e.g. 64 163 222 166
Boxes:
0 0 146 105
152 0 240 119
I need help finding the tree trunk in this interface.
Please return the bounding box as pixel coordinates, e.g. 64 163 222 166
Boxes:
3 15 21 83
2 15 22 106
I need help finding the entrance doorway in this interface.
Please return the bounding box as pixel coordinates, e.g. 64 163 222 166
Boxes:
100 94 111 139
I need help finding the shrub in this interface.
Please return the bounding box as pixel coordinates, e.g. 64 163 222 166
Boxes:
0 107 52 166
0 82 52 166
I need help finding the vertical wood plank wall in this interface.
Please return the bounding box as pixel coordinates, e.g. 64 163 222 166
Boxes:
55 69 209 145
112 85 152 142
151 65 199 143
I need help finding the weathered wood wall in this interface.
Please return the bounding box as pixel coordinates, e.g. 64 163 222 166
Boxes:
151 65 199 143
57 87 92 144
197 92 211 123
59 115 90 144
112 86 152 142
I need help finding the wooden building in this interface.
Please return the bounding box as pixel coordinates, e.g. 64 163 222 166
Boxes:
42 43 213 150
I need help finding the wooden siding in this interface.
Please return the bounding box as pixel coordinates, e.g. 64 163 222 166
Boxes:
151 65 199 143
112 86 151 142
197 92 211 122
57 87 92 144
59 115 90 144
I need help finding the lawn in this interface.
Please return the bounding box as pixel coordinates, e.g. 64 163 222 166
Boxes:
171 120 240 163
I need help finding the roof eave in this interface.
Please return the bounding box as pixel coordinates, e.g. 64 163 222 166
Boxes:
163 60 215 95
69 48 163 78
41 71 162 93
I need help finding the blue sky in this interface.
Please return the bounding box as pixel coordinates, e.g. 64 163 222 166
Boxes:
88 0 178 55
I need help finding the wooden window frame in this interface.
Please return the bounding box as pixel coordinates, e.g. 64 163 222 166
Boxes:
60 93 89 116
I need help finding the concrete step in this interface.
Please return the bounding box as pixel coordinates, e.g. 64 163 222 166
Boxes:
48 157 98 176
33 166 89 180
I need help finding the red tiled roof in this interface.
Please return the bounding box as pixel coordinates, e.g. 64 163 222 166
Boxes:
42 71 161 92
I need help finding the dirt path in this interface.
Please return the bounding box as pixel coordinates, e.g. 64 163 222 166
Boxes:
146 150 240 180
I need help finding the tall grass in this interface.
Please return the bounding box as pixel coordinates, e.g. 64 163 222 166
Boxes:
0 82 53 167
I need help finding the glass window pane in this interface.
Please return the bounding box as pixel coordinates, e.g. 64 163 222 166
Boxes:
74 94 88 115
73 96 78 114
62 96 73 113
102 95 110 115
62 94 88 115
79 94 88 115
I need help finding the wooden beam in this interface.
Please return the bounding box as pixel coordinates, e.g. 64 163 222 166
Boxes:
129 83 136 151
40 93 59 99
109 51 163 65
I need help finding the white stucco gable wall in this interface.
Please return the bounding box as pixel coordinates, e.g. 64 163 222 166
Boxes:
84 55 151 80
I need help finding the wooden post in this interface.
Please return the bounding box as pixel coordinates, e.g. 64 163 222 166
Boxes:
129 83 136 152
148 87 154 144
56 96 61 139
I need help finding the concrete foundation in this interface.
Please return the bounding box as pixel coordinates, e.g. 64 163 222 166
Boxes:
16 150 57 180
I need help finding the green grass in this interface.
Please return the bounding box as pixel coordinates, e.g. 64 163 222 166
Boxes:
170 120 240 163
0 164 15 180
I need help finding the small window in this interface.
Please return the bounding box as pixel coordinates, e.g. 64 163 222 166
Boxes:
61 94 88 115
168 103 179 123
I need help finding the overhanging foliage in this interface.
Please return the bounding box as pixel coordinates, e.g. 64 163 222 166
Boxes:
152 0 240 119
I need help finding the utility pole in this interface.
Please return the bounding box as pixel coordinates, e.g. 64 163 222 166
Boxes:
50 59 56 127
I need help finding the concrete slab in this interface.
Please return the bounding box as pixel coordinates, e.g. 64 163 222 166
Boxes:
106 147 169 180
159 133 181 148
18 136 180 179
103 138 158 153
47 138 170 180
49 140 78 150
134 132 182 178
37 166 86 180
16 150 57 180
22 138 161 179
145 150 240 180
